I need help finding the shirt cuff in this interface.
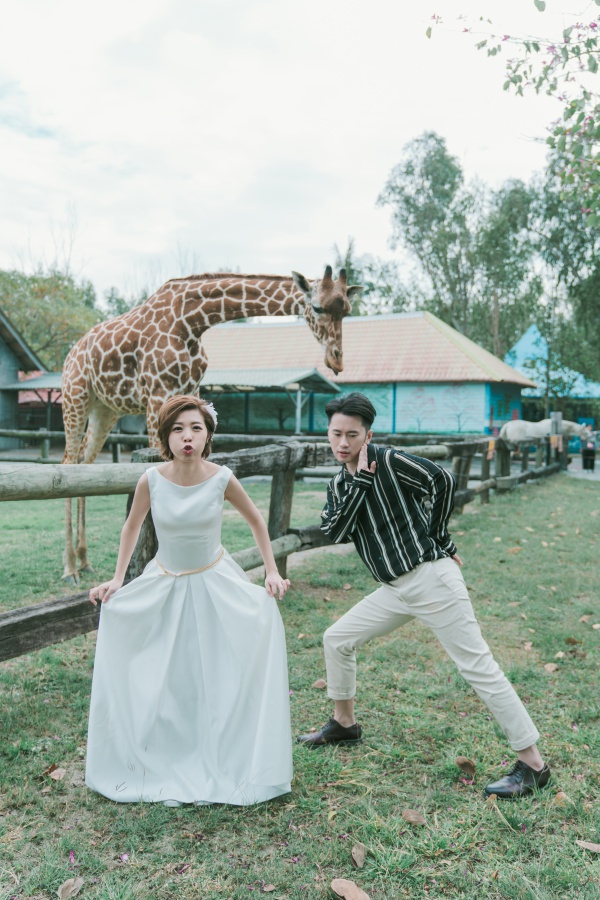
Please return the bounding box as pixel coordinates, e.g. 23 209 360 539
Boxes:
441 540 457 557
354 470 375 488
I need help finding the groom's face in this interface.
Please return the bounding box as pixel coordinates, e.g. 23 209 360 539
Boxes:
327 412 372 467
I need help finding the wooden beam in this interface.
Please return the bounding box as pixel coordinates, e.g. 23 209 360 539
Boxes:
0 526 331 663
0 444 324 502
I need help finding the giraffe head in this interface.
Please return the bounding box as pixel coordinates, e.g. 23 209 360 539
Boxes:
292 266 362 374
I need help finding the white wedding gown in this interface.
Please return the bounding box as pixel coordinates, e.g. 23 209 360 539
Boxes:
86 465 293 805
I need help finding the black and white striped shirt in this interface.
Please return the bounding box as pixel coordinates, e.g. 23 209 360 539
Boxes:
320 444 457 583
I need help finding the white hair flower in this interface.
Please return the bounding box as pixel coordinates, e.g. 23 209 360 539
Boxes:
204 402 218 429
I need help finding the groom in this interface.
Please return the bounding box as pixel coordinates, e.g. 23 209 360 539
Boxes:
297 392 551 799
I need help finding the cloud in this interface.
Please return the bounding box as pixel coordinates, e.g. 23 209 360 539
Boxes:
0 0 585 297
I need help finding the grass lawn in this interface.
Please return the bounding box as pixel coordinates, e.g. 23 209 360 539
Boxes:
1 474 599 899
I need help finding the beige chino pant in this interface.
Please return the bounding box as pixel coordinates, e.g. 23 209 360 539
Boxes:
323 557 540 751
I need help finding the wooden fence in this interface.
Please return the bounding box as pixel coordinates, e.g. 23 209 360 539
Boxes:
0 436 564 663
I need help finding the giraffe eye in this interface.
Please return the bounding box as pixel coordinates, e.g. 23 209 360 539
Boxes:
311 304 326 315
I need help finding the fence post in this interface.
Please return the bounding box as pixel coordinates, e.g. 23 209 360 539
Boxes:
268 445 296 578
111 442 121 464
535 439 544 468
125 448 162 580
480 448 491 504
520 443 530 472
496 439 511 477
452 452 473 513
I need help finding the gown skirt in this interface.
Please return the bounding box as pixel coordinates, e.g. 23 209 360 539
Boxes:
85 465 293 805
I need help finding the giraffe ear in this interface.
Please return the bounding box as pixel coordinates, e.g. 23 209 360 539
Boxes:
292 271 312 297
347 285 364 298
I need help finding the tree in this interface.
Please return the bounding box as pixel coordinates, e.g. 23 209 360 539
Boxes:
103 286 148 318
431 2 600 222
0 269 102 370
377 132 539 357
331 239 407 315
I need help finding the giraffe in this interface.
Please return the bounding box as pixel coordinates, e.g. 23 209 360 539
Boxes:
61 266 362 582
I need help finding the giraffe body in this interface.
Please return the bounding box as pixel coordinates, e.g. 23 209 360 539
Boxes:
61 268 361 581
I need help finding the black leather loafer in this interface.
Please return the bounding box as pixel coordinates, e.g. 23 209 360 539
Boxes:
484 760 551 799
296 718 362 749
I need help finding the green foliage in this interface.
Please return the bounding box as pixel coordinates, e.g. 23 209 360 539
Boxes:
0 269 103 370
377 133 539 357
455 3 600 220
103 286 148 319
332 238 407 315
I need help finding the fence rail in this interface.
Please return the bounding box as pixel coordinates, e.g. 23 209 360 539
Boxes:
0 435 566 663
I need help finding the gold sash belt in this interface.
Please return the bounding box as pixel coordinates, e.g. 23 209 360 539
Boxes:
156 547 224 577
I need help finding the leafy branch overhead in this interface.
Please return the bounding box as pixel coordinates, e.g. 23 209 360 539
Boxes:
428 1 600 222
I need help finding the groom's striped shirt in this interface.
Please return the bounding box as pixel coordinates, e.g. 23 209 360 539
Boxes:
320 444 457 583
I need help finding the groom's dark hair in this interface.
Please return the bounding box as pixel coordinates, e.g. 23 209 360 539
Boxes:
325 392 376 430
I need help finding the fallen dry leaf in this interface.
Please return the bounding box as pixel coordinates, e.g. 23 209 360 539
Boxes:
555 651 565 659
523 641 533 652
42 763 58 777
297 633 305 640
576 840 600 853
486 793 498 804
544 663 559 673
323 596 332 602
57 877 84 900
508 546 522 554
342 583 352 591
455 756 476 777
579 615 591 624
263 887 276 894
550 586 557 592
593 623 600 631
493 536 502 542
541 540 549 547
520 613 528 620
49 767 66 782
331 878 371 900
351 842 367 868
525 526 535 533
40 786 52 794
402 809 426 825
312 679 327 690
554 791 569 806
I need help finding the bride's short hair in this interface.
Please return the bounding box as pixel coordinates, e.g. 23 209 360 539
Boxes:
157 395 216 460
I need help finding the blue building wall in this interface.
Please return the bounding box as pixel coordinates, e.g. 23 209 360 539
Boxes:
485 383 522 433
209 381 524 435
310 382 489 434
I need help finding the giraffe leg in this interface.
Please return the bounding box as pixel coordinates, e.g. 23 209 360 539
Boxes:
62 391 89 584
75 403 120 573
63 497 78 585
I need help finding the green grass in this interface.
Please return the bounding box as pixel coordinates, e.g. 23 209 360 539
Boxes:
1 475 600 899
0 482 324 612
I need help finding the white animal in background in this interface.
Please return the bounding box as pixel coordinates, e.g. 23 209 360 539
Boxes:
499 418 591 447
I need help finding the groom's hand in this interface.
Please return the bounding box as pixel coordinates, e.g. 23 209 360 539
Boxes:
357 443 376 475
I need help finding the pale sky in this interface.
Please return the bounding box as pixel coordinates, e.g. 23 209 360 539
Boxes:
1 0 596 302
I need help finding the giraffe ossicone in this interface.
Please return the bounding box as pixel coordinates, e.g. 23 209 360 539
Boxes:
60 267 362 583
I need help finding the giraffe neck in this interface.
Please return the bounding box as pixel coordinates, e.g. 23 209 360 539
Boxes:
172 276 307 336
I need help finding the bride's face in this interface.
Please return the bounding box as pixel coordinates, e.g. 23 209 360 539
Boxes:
168 409 209 461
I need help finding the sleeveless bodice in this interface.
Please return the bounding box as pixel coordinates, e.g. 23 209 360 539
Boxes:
147 465 231 573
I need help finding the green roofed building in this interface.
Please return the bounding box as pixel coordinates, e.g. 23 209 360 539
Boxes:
201 312 536 435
